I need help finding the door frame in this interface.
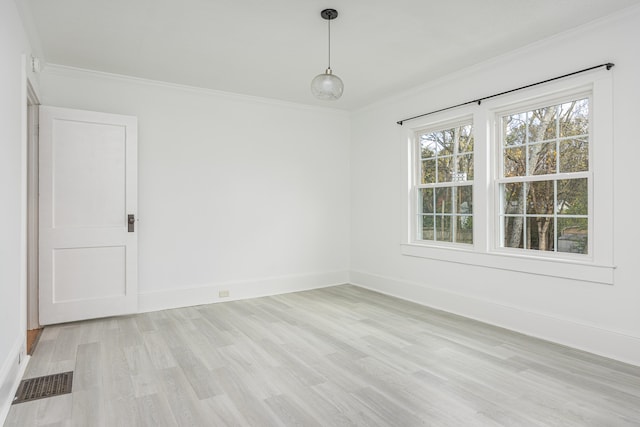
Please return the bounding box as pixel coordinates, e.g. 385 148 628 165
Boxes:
26 78 40 331
20 53 42 359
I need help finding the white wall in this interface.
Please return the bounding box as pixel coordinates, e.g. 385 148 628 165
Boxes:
350 7 640 366
40 67 351 311
0 0 38 421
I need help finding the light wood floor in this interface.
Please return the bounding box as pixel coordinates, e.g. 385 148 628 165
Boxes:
5 285 640 426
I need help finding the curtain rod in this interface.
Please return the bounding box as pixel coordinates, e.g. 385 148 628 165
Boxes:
396 62 614 126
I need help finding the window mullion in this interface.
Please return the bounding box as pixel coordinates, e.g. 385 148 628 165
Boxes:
554 180 558 252
496 171 589 185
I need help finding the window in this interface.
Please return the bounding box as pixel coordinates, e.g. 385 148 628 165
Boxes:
401 70 614 284
497 96 590 255
413 121 474 245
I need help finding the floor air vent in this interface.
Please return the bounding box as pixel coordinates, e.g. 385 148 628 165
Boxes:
13 372 73 404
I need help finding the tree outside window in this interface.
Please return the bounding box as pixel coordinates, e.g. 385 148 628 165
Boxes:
499 98 589 254
415 122 473 245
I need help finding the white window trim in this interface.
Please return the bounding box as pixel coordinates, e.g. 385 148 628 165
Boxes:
409 116 474 247
492 90 593 260
401 69 615 285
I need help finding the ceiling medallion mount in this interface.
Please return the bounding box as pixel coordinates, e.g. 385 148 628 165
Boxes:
320 9 338 20
311 8 344 101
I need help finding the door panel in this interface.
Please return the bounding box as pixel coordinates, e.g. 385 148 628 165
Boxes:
39 106 138 325
53 246 126 302
53 120 126 228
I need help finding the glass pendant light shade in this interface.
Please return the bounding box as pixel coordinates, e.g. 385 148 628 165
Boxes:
311 68 344 100
312 9 343 100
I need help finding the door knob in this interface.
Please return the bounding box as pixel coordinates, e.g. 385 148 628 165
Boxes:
128 214 135 232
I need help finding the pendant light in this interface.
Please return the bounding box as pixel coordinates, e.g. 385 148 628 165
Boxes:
311 9 344 100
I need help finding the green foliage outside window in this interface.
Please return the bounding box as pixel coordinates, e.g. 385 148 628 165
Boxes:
416 123 473 244
501 98 589 254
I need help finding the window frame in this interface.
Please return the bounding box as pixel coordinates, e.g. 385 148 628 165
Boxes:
410 116 475 247
401 70 615 284
493 91 593 260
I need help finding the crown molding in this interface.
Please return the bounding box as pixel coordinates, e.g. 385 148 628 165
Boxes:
42 64 351 117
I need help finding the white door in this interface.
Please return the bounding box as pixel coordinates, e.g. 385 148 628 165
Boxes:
39 106 138 325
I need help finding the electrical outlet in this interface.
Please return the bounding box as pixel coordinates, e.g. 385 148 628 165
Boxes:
219 290 229 298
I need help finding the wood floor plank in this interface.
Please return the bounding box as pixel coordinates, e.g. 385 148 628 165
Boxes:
141 330 178 370
3 400 38 427
22 338 55 379
50 327 80 363
200 394 251 426
310 382 390 426
212 366 283 426
70 388 105 427
264 393 323 427
168 345 222 400
73 342 101 391
156 367 210 426
6 284 640 426
134 393 177 427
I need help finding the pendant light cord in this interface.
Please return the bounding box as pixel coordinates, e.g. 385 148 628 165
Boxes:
327 18 331 69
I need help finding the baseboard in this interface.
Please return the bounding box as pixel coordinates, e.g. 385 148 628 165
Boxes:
0 336 29 425
138 270 350 313
350 270 640 367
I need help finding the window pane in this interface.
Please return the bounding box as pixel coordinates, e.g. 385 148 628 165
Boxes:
437 156 453 183
528 106 557 142
420 138 436 159
529 142 557 176
559 138 588 173
503 216 524 248
421 131 450 156
419 215 434 241
527 216 555 251
498 97 590 257
415 122 473 247
558 217 588 254
435 187 452 213
456 154 474 181
504 146 526 178
503 183 524 214
441 130 454 156
456 185 473 214
503 113 527 146
557 178 587 215
459 125 474 153
421 159 436 184
419 188 434 214
456 216 473 244
435 215 452 242
527 180 554 215
559 99 589 137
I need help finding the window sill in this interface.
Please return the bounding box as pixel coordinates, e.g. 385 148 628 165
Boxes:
400 243 615 284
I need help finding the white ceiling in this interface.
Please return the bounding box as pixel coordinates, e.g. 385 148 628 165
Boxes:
23 0 640 110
